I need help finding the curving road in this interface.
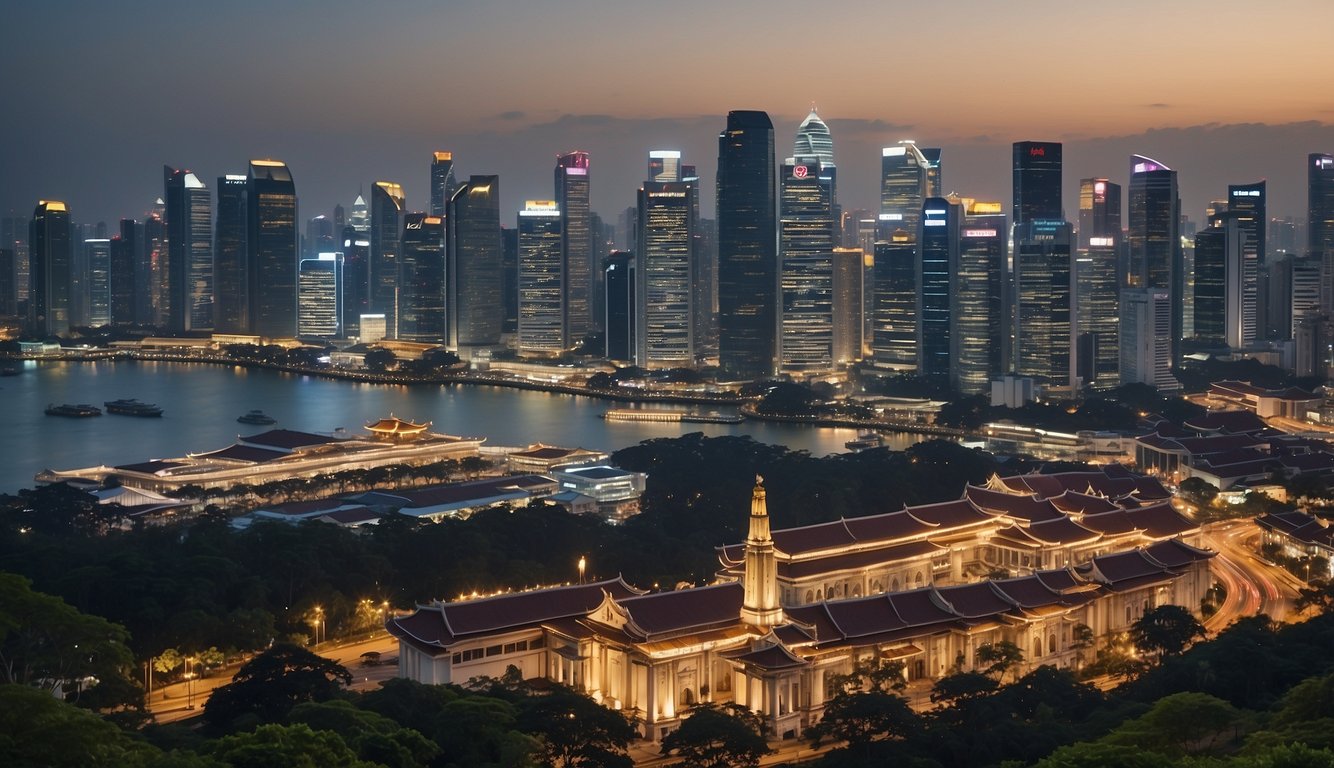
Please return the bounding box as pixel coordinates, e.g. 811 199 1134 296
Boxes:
1200 519 1301 631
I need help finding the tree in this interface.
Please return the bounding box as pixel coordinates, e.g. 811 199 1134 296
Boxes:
928 671 998 704
287 699 439 768
807 688 916 762
0 684 163 767
1101 691 1247 757
515 685 634 768
203 643 351 729
1179 477 1219 507
1070 623 1095 672
660 703 769 768
1295 580 1334 615
363 349 396 373
1130 604 1207 665
975 640 1025 682
203 722 374 768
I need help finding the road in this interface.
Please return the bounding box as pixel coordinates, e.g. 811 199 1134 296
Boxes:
1200 519 1303 631
146 633 400 724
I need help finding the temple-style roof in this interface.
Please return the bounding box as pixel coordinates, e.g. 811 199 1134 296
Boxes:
613 583 744 640
965 485 1063 522
238 429 343 452
192 444 289 464
365 415 431 437
722 640 809 670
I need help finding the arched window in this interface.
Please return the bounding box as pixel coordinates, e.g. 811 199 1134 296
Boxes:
1033 637 1042 657
852 585 862 597
890 578 899 592
805 590 814 604
683 688 695 706
816 589 823 601
1049 634 1058 655
872 580 883 594
914 572 924 588
1125 605 1132 623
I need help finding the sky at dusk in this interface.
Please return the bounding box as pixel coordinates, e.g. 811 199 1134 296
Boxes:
4 0 1333 231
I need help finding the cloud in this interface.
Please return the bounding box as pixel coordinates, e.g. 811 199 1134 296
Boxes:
497 110 525 121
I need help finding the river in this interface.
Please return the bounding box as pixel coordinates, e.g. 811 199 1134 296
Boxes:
1 360 932 493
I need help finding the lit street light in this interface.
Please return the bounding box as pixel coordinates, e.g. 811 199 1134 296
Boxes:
578 556 586 585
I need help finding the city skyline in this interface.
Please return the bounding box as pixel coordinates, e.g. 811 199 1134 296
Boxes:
3 1 1332 226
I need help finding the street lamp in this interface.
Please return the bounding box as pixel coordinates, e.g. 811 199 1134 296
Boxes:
185 656 196 710
578 556 586 585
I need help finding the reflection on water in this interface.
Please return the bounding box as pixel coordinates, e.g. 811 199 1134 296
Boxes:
1 360 933 492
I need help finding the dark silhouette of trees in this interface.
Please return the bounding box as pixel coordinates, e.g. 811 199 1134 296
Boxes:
514 685 634 768
203 643 351 730
1131 605 1207 665
660 702 769 768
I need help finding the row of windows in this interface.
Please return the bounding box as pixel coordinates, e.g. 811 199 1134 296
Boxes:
451 636 544 665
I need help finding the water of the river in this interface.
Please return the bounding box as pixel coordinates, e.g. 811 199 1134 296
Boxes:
0 359 935 493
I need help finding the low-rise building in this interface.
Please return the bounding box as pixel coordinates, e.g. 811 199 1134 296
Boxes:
1256 510 1334 579
550 465 648 521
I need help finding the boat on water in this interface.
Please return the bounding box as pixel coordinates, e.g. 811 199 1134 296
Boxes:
104 398 164 417
237 409 277 425
46 403 103 418
845 430 884 452
603 408 745 424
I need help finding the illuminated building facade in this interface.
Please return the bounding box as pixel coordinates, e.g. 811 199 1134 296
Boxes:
247 160 298 338
1310 153 1334 309
517 201 565 354
109 220 137 326
398 213 446 343
778 157 836 374
30 200 71 337
648 149 681 183
341 226 370 338
881 141 929 233
555 151 592 339
871 230 917 370
370 181 405 338
635 181 694 367
214 174 248 333
298 253 341 337
1194 212 1257 350
831 247 863 366
717 110 776 379
1121 288 1179 390
918 198 959 379
429 152 457 218
953 203 1006 394
1127 155 1181 363
603 250 635 362
164 166 213 332
1012 141 1062 225
84 238 110 327
446 176 503 349
1014 219 1076 390
1077 178 1121 387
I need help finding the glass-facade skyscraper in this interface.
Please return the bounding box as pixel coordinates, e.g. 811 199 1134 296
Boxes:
30 200 71 337
429 152 457 218
84 238 111 328
881 141 929 233
1309 153 1334 258
917 198 959 379
370 181 405 338
164 166 213 332
1012 141 1063 225
398 213 445 343
446 176 503 349
1077 178 1121 387
517 201 565 354
871 230 917 371
555 151 592 339
636 180 694 367
246 159 298 338
716 110 776 379
297 253 341 337
603 250 635 362
778 156 836 374
214 174 248 333
953 203 1006 394
1127 155 1181 366
109 220 137 326
1014 219 1075 390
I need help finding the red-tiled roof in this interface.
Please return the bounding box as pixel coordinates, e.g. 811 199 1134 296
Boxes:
772 520 857 555
1184 410 1269 435
617 583 743 638
909 498 993 527
1125 503 1197 539
239 429 342 450
1050 491 1119 516
965 485 1063 521
722 642 809 670
194 444 289 464
777 541 941 579
842 509 936 541
113 460 187 474
1025 517 1102 545
936 582 1014 618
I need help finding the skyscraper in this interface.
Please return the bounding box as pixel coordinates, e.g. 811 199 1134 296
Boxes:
1127 155 1181 365
84 238 111 327
517 201 565 354
918 198 959 379
370 181 405 337
1077 178 1121 387
648 150 681 183
778 156 836 374
0 247 13 318
1120 288 1179 390
1014 219 1076 390
832 248 863 366
446 176 503 349
214 174 248 333
953 202 1006 394
1309 153 1334 257
109 219 137 326
871 229 917 371
141 205 165 326
881 141 929 233
555 151 592 339
1193 213 1257 349
246 160 298 339
430 152 458 218
603 251 635 362
398 213 446 343
716 111 777 379
1012 141 1062 225
922 148 943 198
340 226 370 338
164 166 213 331
29 200 71 337
297 253 341 337
636 181 694 367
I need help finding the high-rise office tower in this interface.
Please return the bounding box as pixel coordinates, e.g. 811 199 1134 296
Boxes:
84 238 111 327
953 202 1007 394
1014 219 1076 390
109 219 137 326
1193 212 1257 349
1228 182 1266 263
446 176 503 349
648 150 682 183
164 166 213 332
297 253 341 337
214 174 248 333
793 108 835 167
0 247 13 317
430 152 458 218
555 151 591 339
30 200 71 337
603 251 635 362
1077 178 1121 386
340 225 370 338
692 214 718 360
881 141 929 232
1288 255 1323 338
922 148 943 198
832 247 863 366
517 201 565 354
2 216 29 311
1127 155 1181 364
778 156 836 374
717 111 777 379
636 180 694 367
246 160 298 339
305 214 335 259
1012 142 1062 225
501 227 518 334
1120 288 1178 390
590 211 612 325
370 181 405 337
398 213 446 343
872 229 918 370
349 194 370 234
1309 153 1334 256
918 198 959 379
142 205 165 327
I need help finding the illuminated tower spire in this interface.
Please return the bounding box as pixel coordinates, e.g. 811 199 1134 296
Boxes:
740 475 783 627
